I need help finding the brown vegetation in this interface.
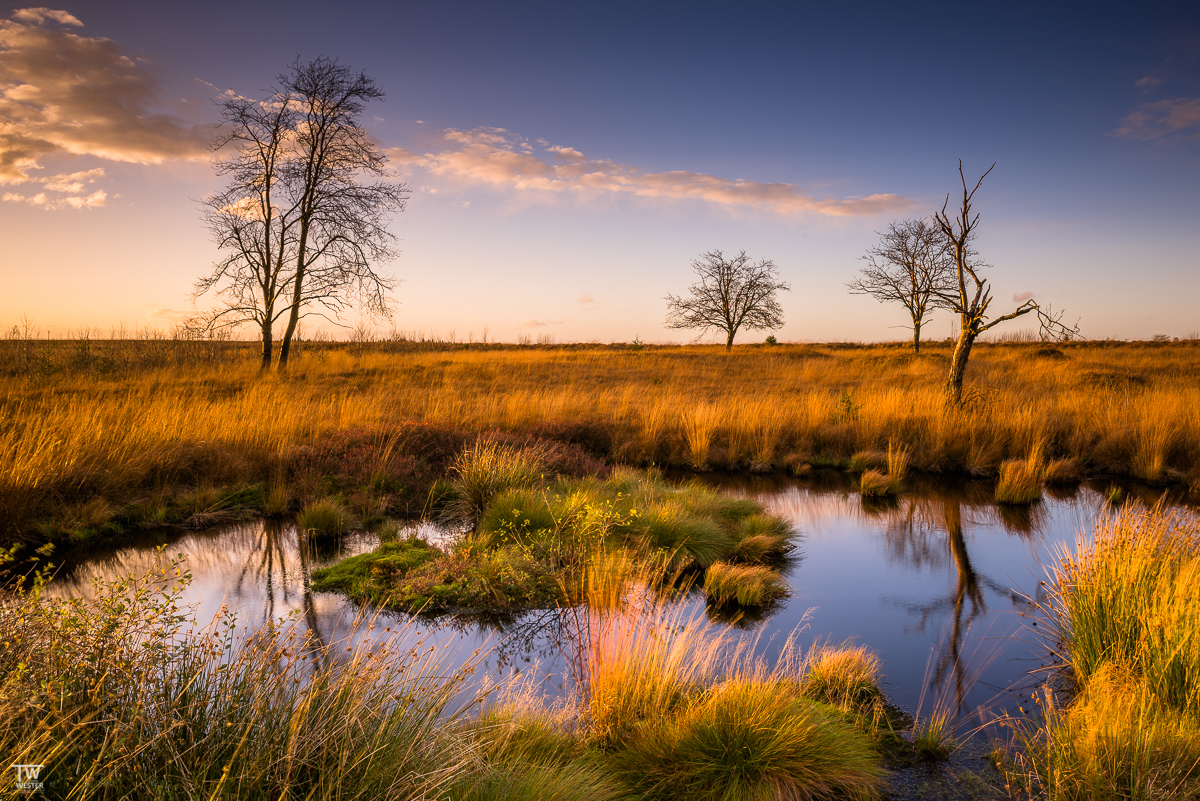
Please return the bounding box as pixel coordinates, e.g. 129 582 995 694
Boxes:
2 336 1198 542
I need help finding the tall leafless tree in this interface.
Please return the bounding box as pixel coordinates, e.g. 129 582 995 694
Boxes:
848 218 954 354
934 162 1079 404
665 250 789 351
195 57 407 371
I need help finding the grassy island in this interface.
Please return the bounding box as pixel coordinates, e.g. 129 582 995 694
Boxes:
312 443 793 614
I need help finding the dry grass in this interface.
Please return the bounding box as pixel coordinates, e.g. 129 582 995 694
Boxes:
1012 508 1200 799
996 443 1046 504
0 553 479 799
3 338 1198 540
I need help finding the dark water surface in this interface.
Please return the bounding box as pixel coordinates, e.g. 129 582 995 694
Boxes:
47 474 1191 736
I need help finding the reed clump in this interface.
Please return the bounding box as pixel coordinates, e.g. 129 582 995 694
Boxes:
1013 508 1200 799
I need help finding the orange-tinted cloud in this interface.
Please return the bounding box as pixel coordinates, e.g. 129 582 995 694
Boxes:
2 166 106 208
389 128 912 217
520 318 567 328
1114 97 1200 140
1013 291 1034 302
0 8 210 194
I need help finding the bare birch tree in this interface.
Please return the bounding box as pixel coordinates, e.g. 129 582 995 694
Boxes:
848 218 954 354
195 57 407 371
665 250 789 351
934 162 1079 404
196 88 296 370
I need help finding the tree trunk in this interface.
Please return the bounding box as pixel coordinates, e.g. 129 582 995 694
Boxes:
725 329 735 352
277 221 311 371
912 319 921 355
278 305 299 369
260 317 273 371
944 321 976 405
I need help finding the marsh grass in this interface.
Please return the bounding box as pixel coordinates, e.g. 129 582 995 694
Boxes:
996 443 1046 504
1012 508 1200 800
446 440 550 525
5 339 1199 541
317 466 793 614
911 709 957 762
703 562 787 606
800 642 885 713
297 496 356 538
0 551 479 800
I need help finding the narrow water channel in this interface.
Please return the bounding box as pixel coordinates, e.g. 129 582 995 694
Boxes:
45 473 1191 735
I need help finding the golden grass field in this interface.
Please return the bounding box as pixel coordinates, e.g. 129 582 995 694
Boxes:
2 336 1198 541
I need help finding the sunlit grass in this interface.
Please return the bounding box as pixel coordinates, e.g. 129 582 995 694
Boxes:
1011 508 1200 799
4 339 1200 540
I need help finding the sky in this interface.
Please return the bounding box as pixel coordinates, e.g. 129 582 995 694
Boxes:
1 0 1198 343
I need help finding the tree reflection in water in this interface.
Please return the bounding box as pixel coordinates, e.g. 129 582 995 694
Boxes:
868 489 1048 718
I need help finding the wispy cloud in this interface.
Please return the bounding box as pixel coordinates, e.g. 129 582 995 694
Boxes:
1135 75 1164 90
0 7 210 205
2 166 106 208
139 302 190 324
1013 291 1034 303
1114 97 1200 140
578 292 596 306
389 127 912 218
520 318 567 328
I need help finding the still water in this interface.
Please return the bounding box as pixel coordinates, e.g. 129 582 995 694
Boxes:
47 473 1189 734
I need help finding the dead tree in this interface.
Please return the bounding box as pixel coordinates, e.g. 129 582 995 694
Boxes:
848 218 954 354
195 57 407 371
665 250 789 351
934 162 1079 405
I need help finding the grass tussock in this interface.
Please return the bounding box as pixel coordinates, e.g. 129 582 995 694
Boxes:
445 439 550 525
703 562 787 607
911 709 957 762
4 339 1200 542
1012 508 1200 799
800 642 885 713
297 496 356 537
612 679 884 801
859 442 910 498
995 443 1045 504
573 601 888 800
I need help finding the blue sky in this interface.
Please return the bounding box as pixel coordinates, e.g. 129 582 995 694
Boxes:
1 0 1197 341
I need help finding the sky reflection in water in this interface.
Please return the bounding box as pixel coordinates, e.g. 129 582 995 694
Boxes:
47 475 1190 734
